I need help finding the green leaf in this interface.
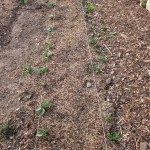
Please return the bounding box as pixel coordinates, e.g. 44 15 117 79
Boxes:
89 38 97 45
21 0 29 5
23 65 33 74
48 15 55 20
99 56 108 62
43 51 53 61
36 107 45 116
82 0 88 5
36 130 48 137
47 2 55 8
93 66 102 73
108 133 120 142
86 3 95 13
41 101 51 109
37 67 48 75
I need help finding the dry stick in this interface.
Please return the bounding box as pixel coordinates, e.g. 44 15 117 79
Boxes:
104 44 112 56
34 0 57 149
80 1 108 150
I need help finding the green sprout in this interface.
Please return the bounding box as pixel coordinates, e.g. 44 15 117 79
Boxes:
107 32 117 38
36 129 49 137
0 123 14 139
47 2 56 8
45 43 53 49
82 0 88 5
95 48 101 54
103 113 111 121
23 65 33 74
48 15 55 20
20 0 29 5
42 51 53 61
99 56 108 62
37 67 48 75
108 133 121 142
140 0 147 8
89 38 97 45
36 101 51 116
47 26 55 34
86 3 95 13
93 66 102 73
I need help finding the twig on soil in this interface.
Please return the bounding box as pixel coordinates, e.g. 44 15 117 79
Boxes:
104 44 112 55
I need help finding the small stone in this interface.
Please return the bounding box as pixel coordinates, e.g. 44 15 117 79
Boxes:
87 82 92 88
106 78 112 85
146 0 150 12
140 142 147 150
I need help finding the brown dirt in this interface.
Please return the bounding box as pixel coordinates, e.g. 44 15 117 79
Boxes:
0 0 150 150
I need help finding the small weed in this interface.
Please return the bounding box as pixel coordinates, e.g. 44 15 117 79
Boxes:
0 123 14 139
42 51 53 61
108 133 120 142
20 0 29 5
37 67 48 75
46 43 53 49
93 66 102 73
48 15 55 20
140 0 147 8
107 31 117 38
84 12 90 18
89 38 97 45
99 56 108 62
103 113 111 121
95 48 101 54
47 2 56 8
82 0 88 5
36 101 51 116
23 65 33 74
101 26 117 38
36 129 49 137
47 26 55 34
86 3 95 13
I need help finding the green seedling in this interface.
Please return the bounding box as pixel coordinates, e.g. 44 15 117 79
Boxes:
36 101 51 116
37 67 48 75
93 66 102 73
86 3 95 13
99 56 108 62
0 123 14 139
140 0 147 8
84 12 90 18
47 2 55 8
20 0 29 5
47 44 53 49
108 133 121 142
48 15 55 20
23 65 33 74
82 0 88 5
43 51 53 61
47 26 55 34
89 38 97 45
107 32 117 38
103 113 111 121
36 129 49 137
